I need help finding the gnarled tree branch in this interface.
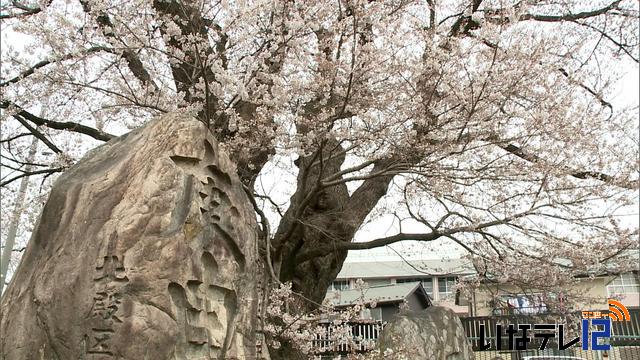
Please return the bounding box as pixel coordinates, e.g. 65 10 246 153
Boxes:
0 46 111 88
499 143 638 189
1 101 115 141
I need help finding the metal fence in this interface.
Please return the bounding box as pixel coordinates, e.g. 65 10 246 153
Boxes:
310 309 640 358
312 321 384 355
461 308 640 350
612 310 640 347
472 347 640 360
462 308 640 360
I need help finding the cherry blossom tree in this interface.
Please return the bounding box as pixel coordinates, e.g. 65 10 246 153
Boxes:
1 0 638 358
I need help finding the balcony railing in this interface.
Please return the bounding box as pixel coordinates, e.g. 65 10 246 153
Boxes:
491 306 551 316
312 321 385 355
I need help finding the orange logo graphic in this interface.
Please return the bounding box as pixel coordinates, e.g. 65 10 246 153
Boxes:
607 299 630 321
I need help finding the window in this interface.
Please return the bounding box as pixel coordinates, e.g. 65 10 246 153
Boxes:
492 293 562 315
330 280 349 291
365 278 391 287
396 277 433 296
422 278 433 296
438 277 457 298
360 308 372 320
607 273 640 296
497 294 549 315
370 307 382 321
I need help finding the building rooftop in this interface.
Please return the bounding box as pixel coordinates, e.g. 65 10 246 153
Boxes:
326 282 429 307
336 259 475 279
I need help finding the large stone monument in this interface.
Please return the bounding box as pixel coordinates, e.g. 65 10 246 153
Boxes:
376 307 474 360
0 114 260 359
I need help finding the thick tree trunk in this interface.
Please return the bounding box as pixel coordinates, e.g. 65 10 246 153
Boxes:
274 140 351 307
75 6 394 354
267 139 396 359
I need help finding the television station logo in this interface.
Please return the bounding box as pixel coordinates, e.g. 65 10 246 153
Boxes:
580 299 630 351
477 299 631 351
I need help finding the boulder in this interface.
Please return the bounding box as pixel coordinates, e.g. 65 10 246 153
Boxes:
376 306 474 360
0 113 260 359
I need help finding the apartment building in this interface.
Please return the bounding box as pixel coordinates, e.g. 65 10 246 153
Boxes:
475 272 639 315
327 259 640 317
327 259 475 315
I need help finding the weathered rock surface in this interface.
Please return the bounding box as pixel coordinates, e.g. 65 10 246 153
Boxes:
0 114 260 359
376 307 474 360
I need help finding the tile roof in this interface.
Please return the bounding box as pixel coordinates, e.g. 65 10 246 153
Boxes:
336 259 475 279
326 282 427 307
